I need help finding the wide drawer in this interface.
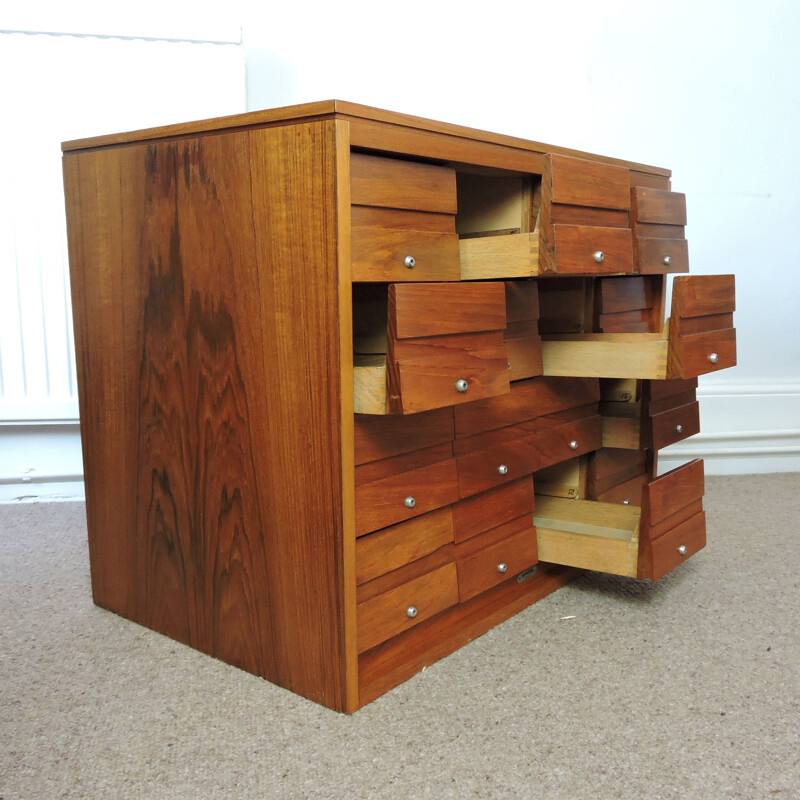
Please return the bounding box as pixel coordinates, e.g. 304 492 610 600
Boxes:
355 455 459 536
357 561 459 653
351 226 461 282
454 518 539 602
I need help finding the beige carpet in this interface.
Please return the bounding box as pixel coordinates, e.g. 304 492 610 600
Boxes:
2 474 799 799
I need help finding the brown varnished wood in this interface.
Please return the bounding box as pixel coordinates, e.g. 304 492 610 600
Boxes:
506 335 544 380
646 388 697 416
672 274 736 318
650 401 701 450
646 377 698 402
357 562 459 654
357 564 578 706
350 152 457 213
355 442 454 486
354 408 454 465
535 414 603 469
505 280 540 322
631 186 687 225
455 523 539 602
357 545 456 603
355 508 455 585
594 473 647 505
351 226 461 282
549 205 629 228
588 448 647 497
454 376 600 438
549 154 631 210
635 237 689 275
597 311 651 333
668 326 737 378
351 206 455 232
633 222 685 239
647 498 704 541
552 225 634 275
64 121 352 710
646 512 706 581
677 312 734 336
390 283 506 339
452 477 535 543
644 459 705 526
598 276 658 314
355 457 460 536
630 171 671 190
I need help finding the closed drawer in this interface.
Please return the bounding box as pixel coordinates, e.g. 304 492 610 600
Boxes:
549 225 634 275
650 400 700 450
455 431 539 498
452 476 535 543
357 562 459 653
634 237 689 275
351 226 461 282
354 407 454 465
355 456 459 536
631 186 689 275
350 153 457 214
356 507 454 585
648 511 706 581
534 413 603 469
455 518 539 602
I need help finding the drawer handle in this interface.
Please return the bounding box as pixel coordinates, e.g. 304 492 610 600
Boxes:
663 255 672 266
623 499 630 505
497 464 508 475
455 379 469 393
676 424 683 434
497 563 508 574
407 606 418 618
404 496 416 509
593 250 605 263
569 440 579 450
709 352 719 364
677 545 688 556
404 255 416 269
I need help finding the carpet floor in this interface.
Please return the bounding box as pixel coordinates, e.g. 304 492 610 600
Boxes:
1 474 798 800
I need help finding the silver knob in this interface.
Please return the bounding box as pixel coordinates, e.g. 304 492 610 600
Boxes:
569 440 579 450
404 496 416 508
623 499 630 505
709 353 719 364
407 606 418 618
663 255 672 266
497 464 508 475
455 379 468 393
404 255 415 269
497 563 508 574
678 545 687 556
593 250 605 263
676 424 683 433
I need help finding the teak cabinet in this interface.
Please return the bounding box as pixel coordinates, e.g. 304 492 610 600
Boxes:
62 101 736 712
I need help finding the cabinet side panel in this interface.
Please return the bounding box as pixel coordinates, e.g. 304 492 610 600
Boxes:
63 121 347 710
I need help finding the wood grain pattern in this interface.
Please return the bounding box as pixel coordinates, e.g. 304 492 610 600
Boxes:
354 408 454 465
549 154 631 210
351 205 455 232
668 326 737 379
505 280 540 322
549 205 629 228
356 544 455 603
64 121 352 710
635 237 689 274
350 152 457 213
542 334 668 380
551 225 634 275
631 187 687 225
646 377 698 402
459 231 540 280
650 401 700 450
672 274 736 318
598 276 658 314
355 442 454 486
588 448 647 497
355 508 454 584
452 477 535 543
644 459 704 526
643 511 706 581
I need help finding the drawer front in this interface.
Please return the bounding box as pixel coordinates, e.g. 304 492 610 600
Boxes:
549 154 630 210
357 562 459 653
355 458 459 536
594 473 647 506
635 237 689 275
455 437 539 498
455 525 539 602
644 458 704 527
669 326 736 379
631 186 687 225
351 226 461 282
452 476 535 543
535 414 603 469
388 336 510 414
552 225 634 275
356 507 454 585
647 511 706 581
350 153 457 213
650 400 700 450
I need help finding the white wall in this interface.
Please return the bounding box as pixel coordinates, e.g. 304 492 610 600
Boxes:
244 0 800 473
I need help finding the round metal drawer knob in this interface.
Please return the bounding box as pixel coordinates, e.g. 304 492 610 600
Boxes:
676 424 683 434
497 563 508 574
455 379 469 393
709 352 719 364
623 499 630 505
678 545 688 556
407 606 418 618
593 250 605 263
663 255 672 266
497 464 509 475
569 440 579 450
404 255 416 269
404 496 416 509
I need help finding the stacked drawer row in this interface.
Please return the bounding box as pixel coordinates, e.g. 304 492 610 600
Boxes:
354 376 601 653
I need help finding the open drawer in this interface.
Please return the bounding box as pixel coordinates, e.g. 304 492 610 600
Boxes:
534 459 706 580
353 282 510 414
541 275 736 379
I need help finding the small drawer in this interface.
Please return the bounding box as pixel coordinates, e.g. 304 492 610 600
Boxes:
534 413 603 470
634 237 689 275
668 327 736 379
350 153 457 214
549 154 631 210
356 506 454 585
647 511 706 581
355 456 459 536
455 518 539 602
357 562 459 653
455 432 539 498
631 186 687 226
351 226 461 282
650 400 700 450
549 225 634 275
452 476 535 543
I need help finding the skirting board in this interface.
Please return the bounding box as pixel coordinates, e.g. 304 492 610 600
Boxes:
1 383 797 502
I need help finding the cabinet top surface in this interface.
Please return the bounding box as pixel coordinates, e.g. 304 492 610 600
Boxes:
61 99 670 176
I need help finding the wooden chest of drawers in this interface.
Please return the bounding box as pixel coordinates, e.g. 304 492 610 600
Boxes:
62 100 736 712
